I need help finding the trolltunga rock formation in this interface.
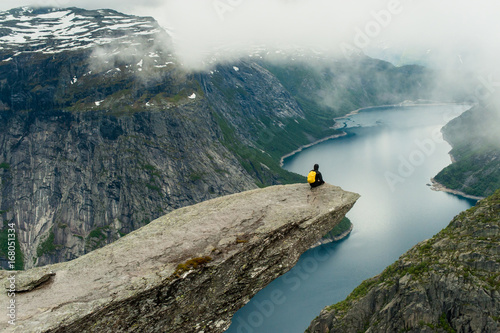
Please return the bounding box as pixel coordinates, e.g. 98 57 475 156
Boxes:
0 183 359 333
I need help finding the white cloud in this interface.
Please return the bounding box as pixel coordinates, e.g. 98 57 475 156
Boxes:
140 0 500 72
1 0 500 72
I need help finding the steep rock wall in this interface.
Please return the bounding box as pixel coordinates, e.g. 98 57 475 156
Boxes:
0 8 308 268
0 104 256 268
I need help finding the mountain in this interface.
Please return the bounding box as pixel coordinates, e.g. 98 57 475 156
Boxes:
0 7 298 269
433 103 500 198
307 189 500 333
262 57 438 119
0 7 438 269
0 184 360 333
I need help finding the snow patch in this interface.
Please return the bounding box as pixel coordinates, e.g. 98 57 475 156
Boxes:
0 8 163 55
36 10 72 20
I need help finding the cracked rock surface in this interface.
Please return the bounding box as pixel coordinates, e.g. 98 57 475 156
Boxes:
0 183 359 333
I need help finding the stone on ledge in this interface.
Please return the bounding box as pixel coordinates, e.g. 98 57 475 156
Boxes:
0 183 359 333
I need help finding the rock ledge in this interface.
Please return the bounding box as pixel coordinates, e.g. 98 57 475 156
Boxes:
1 183 359 333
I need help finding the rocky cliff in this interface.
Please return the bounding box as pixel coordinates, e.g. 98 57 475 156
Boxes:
307 189 500 333
0 7 306 268
434 103 500 198
0 7 438 269
0 183 359 333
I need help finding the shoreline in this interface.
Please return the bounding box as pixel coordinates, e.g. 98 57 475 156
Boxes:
280 101 483 202
281 101 471 166
430 178 484 201
279 132 347 167
310 224 354 249
430 126 484 202
333 101 471 127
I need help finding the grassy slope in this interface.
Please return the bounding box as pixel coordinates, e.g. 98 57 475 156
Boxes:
236 57 436 186
310 189 500 332
434 104 500 197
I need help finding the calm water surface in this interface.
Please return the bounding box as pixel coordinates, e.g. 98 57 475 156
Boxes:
226 105 476 333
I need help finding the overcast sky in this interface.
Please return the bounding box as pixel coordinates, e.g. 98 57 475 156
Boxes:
1 0 500 71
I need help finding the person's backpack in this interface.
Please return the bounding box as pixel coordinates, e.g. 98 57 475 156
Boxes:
307 170 317 184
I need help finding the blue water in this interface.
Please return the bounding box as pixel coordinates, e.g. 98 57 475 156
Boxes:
226 105 476 333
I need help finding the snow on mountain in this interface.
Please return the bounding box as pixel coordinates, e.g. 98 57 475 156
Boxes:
0 7 167 55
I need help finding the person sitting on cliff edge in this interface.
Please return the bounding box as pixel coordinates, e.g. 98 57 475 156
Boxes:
307 164 325 188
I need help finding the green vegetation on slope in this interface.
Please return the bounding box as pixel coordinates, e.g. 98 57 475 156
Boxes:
262 57 435 120
36 228 61 258
206 62 340 185
435 104 500 197
86 226 110 251
321 217 352 240
313 188 500 332
0 221 24 270
212 110 305 187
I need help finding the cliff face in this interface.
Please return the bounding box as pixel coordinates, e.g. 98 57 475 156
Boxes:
0 106 259 267
0 7 306 269
0 183 359 333
0 7 439 269
307 189 500 333
434 104 500 198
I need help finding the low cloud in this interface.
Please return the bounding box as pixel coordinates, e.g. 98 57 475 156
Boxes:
2 0 499 105
140 0 500 74
146 0 500 108
3 0 499 73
